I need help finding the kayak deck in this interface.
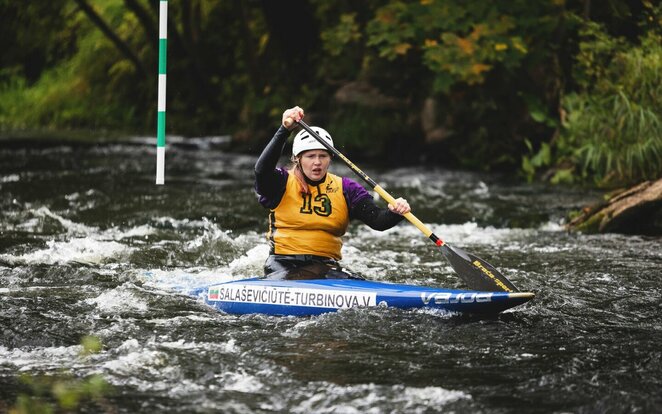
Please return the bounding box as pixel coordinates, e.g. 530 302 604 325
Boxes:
191 278 534 316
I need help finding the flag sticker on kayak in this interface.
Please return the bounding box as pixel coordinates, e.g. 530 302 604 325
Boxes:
207 284 376 309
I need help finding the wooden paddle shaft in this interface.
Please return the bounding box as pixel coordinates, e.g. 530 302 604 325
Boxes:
286 118 441 244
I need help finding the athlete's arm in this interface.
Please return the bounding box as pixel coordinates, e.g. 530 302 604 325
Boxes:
351 197 405 230
254 126 290 204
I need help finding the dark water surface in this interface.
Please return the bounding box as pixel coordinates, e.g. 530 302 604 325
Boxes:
1 137 661 413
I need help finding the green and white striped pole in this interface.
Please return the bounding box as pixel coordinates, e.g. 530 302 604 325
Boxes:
155 0 168 185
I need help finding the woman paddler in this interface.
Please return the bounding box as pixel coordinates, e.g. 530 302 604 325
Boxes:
254 106 411 279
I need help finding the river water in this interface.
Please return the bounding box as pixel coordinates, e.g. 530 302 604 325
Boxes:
0 136 660 413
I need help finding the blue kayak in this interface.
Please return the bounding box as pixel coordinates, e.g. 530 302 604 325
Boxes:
191 278 534 316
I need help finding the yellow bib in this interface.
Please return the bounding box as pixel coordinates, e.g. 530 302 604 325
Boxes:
268 171 349 260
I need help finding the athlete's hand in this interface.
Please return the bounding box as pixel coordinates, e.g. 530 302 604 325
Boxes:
388 197 411 215
283 106 304 130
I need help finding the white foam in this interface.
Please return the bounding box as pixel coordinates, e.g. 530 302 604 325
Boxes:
401 384 470 406
146 314 218 326
7 207 154 243
531 245 572 253
539 220 565 232
138 267 235 291
86 285 148 314
107 224 156 239
282 319 320 338
429 222 520 245
226 244 269 275
595 273 613 282
95 337 242 397
15 218 41 231
102 348 167 377
0 345 82 371
0 285 75 293
471 181 490 196
137 242 269 293
350 221 528 248
153 216 208 229
414 307 458 318
0 207 171 266
116 338 141 353
292 382 470 413
31 206 97 236
1 174 20 183
221 371 264 393
185 217 235 250
1 238 131 266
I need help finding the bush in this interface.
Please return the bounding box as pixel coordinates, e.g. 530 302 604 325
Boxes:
524 23 662 186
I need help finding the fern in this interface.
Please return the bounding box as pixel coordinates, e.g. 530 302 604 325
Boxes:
558 29 662 186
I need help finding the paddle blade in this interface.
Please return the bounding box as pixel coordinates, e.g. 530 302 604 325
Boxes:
440 244 519 292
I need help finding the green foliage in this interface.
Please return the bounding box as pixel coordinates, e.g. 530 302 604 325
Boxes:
549 168 575 185
321 13 362 57
327 104 411 157
0 1 143 130
522 139 551 182
80 335 103 355
0 1 74 83
12 373 111 413
0 60 136 130
361 0 553 92
315 0 568 170
9 336 112 414
558 26 662 186
0 0 659 182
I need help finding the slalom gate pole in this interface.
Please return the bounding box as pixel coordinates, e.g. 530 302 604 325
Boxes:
155 0 168 185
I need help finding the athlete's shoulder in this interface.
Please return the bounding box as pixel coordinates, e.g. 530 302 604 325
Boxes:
257 167 290 208
341 176 372 207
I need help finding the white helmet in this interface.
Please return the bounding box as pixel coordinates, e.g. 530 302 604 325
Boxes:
292 126 334 156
